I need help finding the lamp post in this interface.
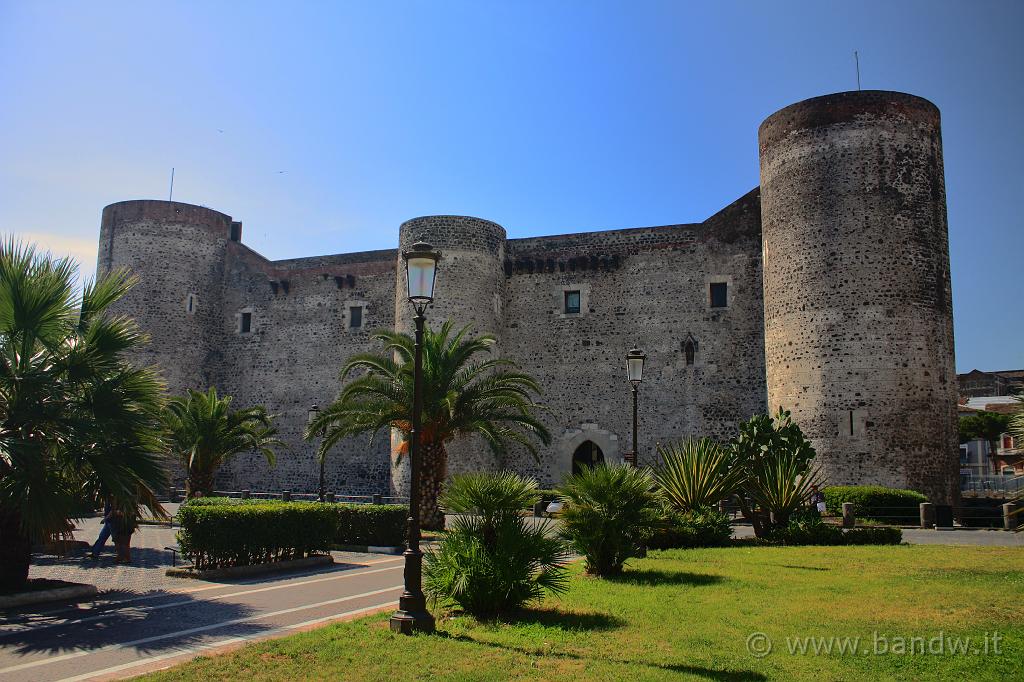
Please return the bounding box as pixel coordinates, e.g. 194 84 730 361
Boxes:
626 347 646 467
391 241 440 635
308 404 325 501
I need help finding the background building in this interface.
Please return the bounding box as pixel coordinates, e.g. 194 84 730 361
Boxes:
97 90 961 504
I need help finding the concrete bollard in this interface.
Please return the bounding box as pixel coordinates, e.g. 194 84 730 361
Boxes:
842 502 855 529
372 493 382 505
282 490 291 502
241 489 250 499
920 502 935 529
326 492 336 503
1004 503 1020 531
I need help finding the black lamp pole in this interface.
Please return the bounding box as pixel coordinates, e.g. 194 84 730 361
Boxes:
391 242 439 635
626 346 646 467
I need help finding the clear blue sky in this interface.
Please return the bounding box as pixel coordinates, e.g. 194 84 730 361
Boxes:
1 1 1020 372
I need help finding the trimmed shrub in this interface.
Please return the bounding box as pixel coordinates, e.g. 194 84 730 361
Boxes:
177 502 336 570
824 486 926 524
183 496 282 506
535 489 561 503
844 526 903 545
335 504 407 547
648 507 733 550
767 517 903 546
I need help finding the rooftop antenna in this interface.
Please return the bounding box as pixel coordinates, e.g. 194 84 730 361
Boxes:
854 50 861 91
168 167 175 202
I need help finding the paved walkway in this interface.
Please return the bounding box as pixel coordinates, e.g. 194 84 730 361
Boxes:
1 509 406 681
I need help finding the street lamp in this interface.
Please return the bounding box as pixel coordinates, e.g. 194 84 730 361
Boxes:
391 241 440 635
308 404 326 502
626 346 646 467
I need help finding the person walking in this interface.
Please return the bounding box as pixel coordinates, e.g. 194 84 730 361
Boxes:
89 497 119 559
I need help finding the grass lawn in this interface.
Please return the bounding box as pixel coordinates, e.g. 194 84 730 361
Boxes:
143 544 1023 681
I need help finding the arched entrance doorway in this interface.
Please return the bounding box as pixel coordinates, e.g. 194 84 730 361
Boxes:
572 441 604 475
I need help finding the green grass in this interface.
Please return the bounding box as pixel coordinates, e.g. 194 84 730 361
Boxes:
143 545 1023 681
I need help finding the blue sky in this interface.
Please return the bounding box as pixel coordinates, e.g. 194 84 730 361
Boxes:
1 1 1020 372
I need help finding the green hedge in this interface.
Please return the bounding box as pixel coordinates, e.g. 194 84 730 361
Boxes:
183 496 282 506
177 502 336 570
823 485 927 524
648 508 733 550
767 519 903 546
335 504 407 547
535 489 561 503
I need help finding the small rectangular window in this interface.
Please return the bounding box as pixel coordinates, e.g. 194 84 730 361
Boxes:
564 290 581 314
240 312 252 333
349 306 363 328
710 282 728 308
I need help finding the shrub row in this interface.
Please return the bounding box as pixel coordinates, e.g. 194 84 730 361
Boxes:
335 504 408 546
648 508 733 550
176 501 408 569
766 519 903 546
177 502 336 570
183 496 281 506
823 485 927 524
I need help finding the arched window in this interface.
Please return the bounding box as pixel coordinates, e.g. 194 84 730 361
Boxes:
682 334 698 366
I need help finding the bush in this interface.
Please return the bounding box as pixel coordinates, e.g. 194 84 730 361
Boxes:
824 486 926 524
335 504 407 546
177 502 336 570
767 516 903 546
182 496 282 506
558 464 662 576
424 472 569 619
535 489 561 503
653 438 744 512
648 507 733 550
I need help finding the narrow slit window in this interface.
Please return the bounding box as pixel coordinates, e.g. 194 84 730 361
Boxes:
349 306 363 328
684 339 696 366
710 282 728 308
186 294 196 314
564 290 581 314
240 312 252 333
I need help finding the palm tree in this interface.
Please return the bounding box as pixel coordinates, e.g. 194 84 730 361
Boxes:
308 321 550 529
0 240 168 590
163 387 282 498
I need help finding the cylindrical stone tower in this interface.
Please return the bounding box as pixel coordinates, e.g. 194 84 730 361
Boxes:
98 200 232 393
391 216 507 496
759 90 958 505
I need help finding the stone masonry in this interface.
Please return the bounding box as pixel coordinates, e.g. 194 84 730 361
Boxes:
96 90 960 504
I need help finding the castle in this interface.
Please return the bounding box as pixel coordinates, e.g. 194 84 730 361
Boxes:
97 90 960 505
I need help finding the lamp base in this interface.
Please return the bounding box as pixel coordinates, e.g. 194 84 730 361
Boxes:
389 606 435 635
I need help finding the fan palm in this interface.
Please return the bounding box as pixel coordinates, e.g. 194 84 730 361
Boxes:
0 239 168 590
424 471 568 618
307 321 550 529
163 387 282 498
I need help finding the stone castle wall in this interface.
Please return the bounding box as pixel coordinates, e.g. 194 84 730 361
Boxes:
96 89 960 504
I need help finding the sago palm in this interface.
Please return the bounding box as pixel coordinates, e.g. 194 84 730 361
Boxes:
653 437 745 512
308 321 550 529
0 239 167 590
163 387 282 498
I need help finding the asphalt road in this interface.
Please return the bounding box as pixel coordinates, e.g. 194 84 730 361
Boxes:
0 555 405 681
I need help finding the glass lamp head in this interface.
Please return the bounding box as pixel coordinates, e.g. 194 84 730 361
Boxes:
626 347 646 385
403 242 441 308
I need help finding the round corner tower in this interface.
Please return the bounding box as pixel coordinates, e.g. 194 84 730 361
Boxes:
98 200 234 393
391 215 507 495
758 90 958 505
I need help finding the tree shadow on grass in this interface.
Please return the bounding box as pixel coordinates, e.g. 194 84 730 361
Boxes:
776 564 830 572
605 570 725 587
438 631 766 681
500 608 625 631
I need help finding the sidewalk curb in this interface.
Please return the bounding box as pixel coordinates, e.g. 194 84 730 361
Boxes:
333 544 404 555
0 582 98 610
